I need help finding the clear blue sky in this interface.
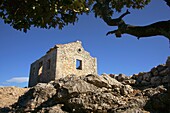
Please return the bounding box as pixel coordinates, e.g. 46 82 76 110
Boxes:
0 1 169 87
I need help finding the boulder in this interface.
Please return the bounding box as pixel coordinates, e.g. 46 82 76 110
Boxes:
101 74 122 88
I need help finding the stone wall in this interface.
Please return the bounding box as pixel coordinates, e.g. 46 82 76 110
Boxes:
28 47 57 87
28 41 97 87
55 41 97 79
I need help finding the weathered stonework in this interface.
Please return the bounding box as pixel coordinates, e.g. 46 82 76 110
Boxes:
28 41 97 87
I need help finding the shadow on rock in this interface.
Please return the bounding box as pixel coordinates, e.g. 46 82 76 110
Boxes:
144 91 170 113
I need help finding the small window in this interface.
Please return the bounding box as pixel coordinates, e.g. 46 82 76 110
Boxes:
77 48 81 53
38 61 43 76
47 59 51 69
76 59 82 70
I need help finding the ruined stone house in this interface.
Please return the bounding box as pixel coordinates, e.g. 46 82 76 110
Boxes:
28 41 97 87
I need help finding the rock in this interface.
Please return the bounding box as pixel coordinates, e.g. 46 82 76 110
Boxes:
162 75 169 84
120 108 148 113
157 85 167 93
62 76 98 95
151 67 159 76
144 86 169 113
5 74 149 113
157 64 166 72
38 104 67 113
136 72 145 83
143 85 167 97
109 74 116 78
141 80 150 86
116 74 127 82
120 85 133 96
84 74 122 89
0 87 29 109
14 83 56 112
131 74 138 79
150 76 162 86
123 79 136 85
143 73 151 82
101 74 122 88
159 67 169 76
84 74 111 88
1 57 170 113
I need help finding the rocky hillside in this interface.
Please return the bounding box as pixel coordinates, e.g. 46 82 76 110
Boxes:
0 87 29 110
0 59 169 113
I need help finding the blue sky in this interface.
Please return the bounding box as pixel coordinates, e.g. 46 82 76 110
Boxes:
0 1 170 87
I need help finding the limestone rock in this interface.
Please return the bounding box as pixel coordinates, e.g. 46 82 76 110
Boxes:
0 87 29 113
5 74 150 113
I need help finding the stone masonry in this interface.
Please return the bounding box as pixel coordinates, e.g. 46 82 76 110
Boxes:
28 41 97 87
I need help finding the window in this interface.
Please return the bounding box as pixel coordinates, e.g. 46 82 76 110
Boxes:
77 48 81 53
76 59 82 70
47 59 51 69
38 61 43 76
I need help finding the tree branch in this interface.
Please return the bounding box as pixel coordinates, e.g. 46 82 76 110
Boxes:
96 0 170 41
119 10 130 20
102 9 130 26
95 0 130 26
164 0 170 7
107 20 170 40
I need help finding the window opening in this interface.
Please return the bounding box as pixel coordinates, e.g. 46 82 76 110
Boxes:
38 61 43 76
77 48 81 53
76 59 82 70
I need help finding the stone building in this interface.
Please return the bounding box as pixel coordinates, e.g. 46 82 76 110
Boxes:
28 41 97 87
